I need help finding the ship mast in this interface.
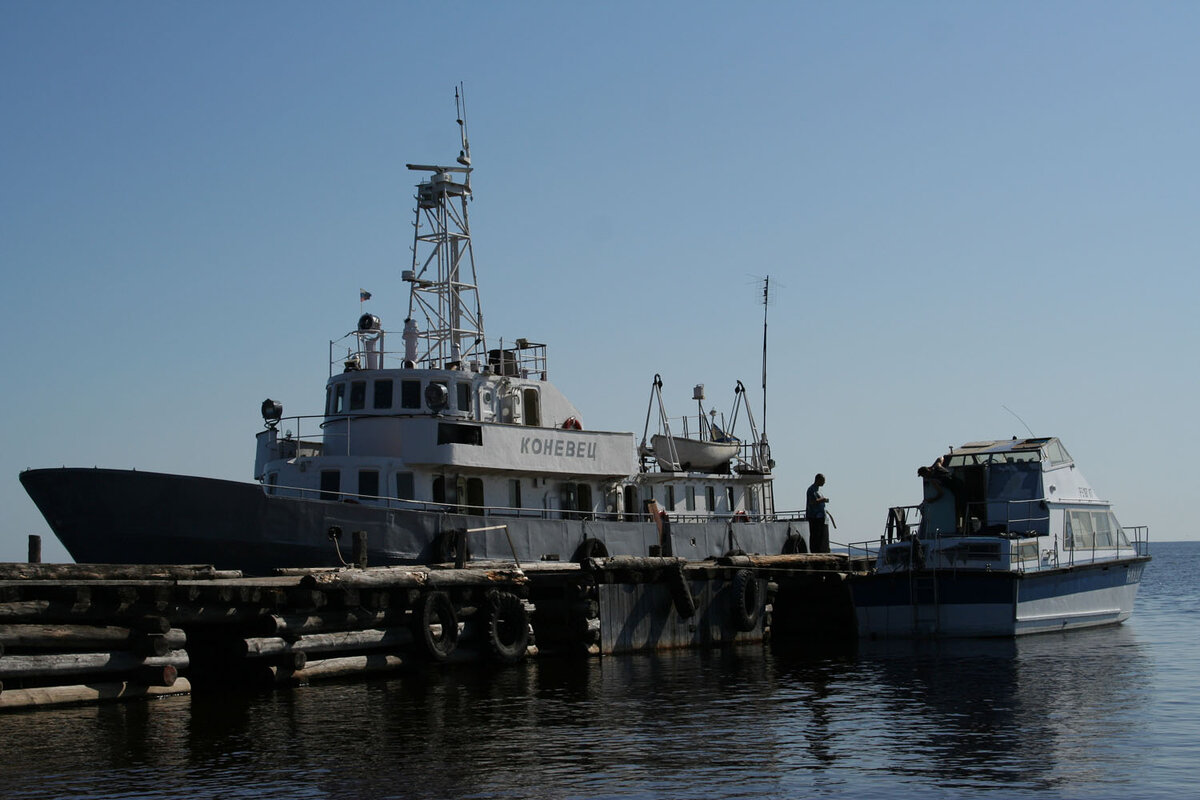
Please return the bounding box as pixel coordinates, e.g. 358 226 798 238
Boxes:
403 84 486 369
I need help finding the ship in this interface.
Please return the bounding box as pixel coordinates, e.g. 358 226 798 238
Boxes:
20 89 807 574
848 437 1150 637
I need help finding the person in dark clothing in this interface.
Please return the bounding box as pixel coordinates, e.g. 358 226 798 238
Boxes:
806 473 830 553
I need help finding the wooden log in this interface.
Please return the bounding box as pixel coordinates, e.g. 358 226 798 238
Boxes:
583 556 685 572
306 566 528 591
137 663 178 687
241 626 416 659
0 601 174 631
0 649 189 680
301 568 428 590
247 608 399 637
723 553 849 570
0 678 191 710
0 564 242 581
0 623 139 650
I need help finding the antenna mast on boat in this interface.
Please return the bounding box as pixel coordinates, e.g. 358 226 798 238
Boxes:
761 275 770 439
403 83 486 369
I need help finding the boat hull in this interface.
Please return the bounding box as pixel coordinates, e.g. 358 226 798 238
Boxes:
651 434 740 472
21 468 804 574
849 557 1149 638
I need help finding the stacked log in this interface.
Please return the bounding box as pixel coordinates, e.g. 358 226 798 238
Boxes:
0 565 199 710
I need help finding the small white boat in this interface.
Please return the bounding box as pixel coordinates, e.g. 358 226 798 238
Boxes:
651 434 740 473
848 437 1150 638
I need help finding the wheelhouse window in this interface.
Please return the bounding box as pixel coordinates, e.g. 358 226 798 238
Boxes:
666 485 676 510
329 383 346 415
320 470 340 501
686 486 696 512
508 479 522 509
456 382 472 414
726 486 735 512
706 486 716 511
349 380 367 411
401 380 422 409
374 379 393 410
358 469 379 499
395 472 414 501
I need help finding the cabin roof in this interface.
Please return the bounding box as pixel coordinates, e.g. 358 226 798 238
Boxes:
951 437 1059 456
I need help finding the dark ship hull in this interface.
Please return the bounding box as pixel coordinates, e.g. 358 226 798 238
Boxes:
20 468 805 574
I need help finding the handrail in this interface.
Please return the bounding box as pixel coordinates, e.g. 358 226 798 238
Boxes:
260 481 802 524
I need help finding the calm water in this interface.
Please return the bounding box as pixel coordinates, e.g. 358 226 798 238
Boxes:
3 542 1196 800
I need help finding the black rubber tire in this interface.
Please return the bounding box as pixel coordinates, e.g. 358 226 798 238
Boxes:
730 569 762 632
572 537 609 563
667 563 696 619
483 590 530 664
412 591 459 661
782 533 808 554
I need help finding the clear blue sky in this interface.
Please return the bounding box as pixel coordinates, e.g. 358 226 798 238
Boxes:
2 2 1197 562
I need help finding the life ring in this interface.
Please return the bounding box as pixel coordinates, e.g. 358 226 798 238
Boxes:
733 510 748 523
482 590 530 664
730 569 762 632
411 591 459 661
666 562 696 619
562 416 583 430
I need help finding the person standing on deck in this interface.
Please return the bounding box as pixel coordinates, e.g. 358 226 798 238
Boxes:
806 473 830 553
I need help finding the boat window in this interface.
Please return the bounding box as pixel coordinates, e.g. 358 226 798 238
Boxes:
374 379 393 410
508 479 522 509
1067 510 1093 548
706 486 716 512
432 476 446 505
1065 509 1130 549
325 386 333 415
395 472 414 500
522 387 541 426
576 483 593 520
624 485 639 517
666 485 676 510
320 470 340 501
350 381 367 411
465 477 484 513
456 382 472 414
401 380 422 409
686 486 696 512
1046 440 1072 466
331 383 346 415
726 486 735 511
359 470 379 500
437 422 483 446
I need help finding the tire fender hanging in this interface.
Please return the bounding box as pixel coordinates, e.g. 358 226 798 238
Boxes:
730 569 763 632
412 590 459 661
482 590 530 664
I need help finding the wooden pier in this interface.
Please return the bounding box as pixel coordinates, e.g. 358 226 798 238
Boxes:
0 552 862 711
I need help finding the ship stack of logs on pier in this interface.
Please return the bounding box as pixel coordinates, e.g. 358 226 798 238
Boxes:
0 550 862 710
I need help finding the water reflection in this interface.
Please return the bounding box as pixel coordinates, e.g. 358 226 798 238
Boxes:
0 625 1156 800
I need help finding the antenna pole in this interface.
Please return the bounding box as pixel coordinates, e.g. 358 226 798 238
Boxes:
761 275 769 438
